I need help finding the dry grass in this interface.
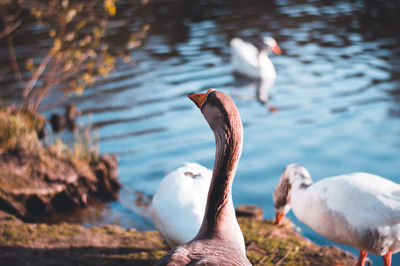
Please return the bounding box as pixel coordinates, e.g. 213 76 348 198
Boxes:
0 107 44 153
0 106 98 165
0 214 356 266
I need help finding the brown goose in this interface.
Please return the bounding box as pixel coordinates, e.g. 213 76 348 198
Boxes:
156 89 251 265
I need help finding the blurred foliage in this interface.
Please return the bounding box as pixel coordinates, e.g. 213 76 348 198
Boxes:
0 0 149 112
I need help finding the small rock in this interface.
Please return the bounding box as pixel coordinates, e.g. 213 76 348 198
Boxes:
235 204 264 221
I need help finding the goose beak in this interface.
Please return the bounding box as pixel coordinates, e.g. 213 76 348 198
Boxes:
275 211 285 225
188 88 215 108
271 44 282 55
188 92 207 108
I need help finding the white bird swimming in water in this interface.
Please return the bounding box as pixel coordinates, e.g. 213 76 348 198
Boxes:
273 163 400 266
231 37 281 82
231 37 281 111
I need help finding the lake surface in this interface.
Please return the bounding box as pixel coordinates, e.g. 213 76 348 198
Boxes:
2 0 400 264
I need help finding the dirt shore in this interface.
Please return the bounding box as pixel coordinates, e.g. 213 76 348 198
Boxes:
0 210 356 266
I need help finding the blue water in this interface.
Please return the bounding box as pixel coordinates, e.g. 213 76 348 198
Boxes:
2 0 400 265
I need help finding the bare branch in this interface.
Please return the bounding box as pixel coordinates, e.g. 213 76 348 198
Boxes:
0 19 21 39
7 35 24 85
0 0 22 39
0 66 11 86
57 54 90 84
22 47 55 100
0 2 23 85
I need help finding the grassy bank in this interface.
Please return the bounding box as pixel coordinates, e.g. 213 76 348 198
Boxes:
0 107 120 221
0 211 355 266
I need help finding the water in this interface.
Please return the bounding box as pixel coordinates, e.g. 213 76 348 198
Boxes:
2 0 400 265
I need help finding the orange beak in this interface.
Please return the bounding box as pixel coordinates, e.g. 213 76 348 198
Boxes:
188 88 214 108
271 44 282 55
275 211 285 225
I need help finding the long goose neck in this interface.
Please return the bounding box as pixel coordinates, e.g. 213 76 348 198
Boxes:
196 113 243 239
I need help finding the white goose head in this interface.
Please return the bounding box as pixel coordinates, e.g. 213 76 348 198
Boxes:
262 37 282 55
273 163 312 225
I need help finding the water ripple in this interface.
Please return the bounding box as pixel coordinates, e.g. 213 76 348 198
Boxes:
3 1 400 264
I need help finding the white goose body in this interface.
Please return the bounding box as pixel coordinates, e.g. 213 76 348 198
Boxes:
230 37 278 84
151 162 212 247
274 164 400 266
152 163 246 253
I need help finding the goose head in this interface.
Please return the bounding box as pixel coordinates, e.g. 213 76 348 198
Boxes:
273 163 312 225
262 37 282 55
188 88 243 140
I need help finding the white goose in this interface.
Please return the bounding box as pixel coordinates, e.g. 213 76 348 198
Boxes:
156 89 250 265
231 37 281 82
151 162 212 248
152 163 246 253
273 163 400 266
231 37 281 111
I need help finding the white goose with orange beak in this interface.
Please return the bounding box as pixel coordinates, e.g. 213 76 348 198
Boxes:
231 37 281 83
273 163 400 266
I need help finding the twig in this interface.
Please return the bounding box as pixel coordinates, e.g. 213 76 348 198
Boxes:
0 19 21 39
1 4 23 85
7 34 23 84
22 47 54 100
0 3 22 39
56 53 90 84
275 248 292 266
0 66 11 82
31 58 59 111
